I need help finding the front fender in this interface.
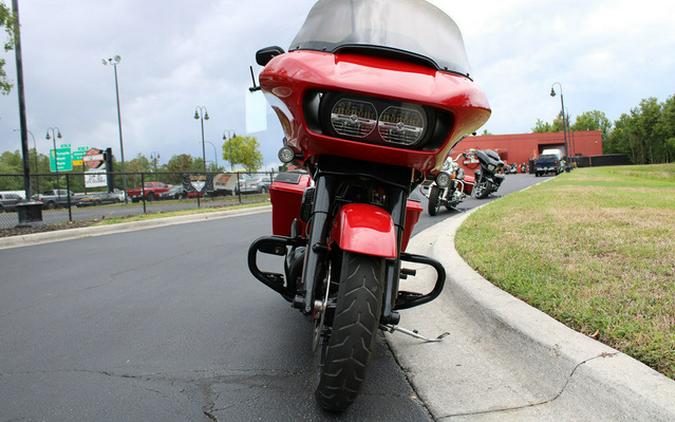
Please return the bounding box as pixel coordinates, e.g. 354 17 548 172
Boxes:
331 204 397 259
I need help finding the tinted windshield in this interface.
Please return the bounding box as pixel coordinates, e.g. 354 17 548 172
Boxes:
290 0 471 76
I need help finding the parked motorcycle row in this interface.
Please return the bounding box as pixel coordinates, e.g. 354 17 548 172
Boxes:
420 148 506 216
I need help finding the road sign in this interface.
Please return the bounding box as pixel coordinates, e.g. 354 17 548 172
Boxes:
72 146 89 162
83 148 105 169
85 169 108 188
49 145 73 172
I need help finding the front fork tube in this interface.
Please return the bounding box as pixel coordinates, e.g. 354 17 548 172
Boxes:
382 188 406 325
296 175 333 314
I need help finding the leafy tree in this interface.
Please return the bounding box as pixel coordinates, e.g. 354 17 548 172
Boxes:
656 95 675 162
606 96 674 164
480 129 492 136
0 1 16 94
532 114 567 133
222 135 263 172
532 119 553 133
126 153 152 173
166 153 200 173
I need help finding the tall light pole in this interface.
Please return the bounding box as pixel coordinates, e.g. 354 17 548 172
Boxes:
550 82 569 159
45 127 62 197
13 129 39 192
102 55 128 203
222 129 236 171
194 106 210 173
11 0 32 201
205 141 219 171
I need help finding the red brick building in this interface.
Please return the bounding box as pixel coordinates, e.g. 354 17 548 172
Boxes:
454 131 603 164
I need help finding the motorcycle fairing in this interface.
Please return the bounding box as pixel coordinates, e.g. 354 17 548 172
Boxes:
331 203 397 259
259 50 491 175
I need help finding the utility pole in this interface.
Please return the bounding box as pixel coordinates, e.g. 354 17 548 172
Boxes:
12 0 31 200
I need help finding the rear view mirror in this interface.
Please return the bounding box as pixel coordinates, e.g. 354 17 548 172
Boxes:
256 46 285 66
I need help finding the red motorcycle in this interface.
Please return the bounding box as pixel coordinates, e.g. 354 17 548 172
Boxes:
247 0 490 412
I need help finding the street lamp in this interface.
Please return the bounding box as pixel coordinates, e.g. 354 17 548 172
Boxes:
205 141 219 171
222 129 236 171
150 152 160 176
102 55 128 203
45 127 62 197
550 82 570 159
194 106 210 173
13 129 39 193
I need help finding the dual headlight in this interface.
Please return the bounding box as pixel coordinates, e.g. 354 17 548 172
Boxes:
329 98 428 146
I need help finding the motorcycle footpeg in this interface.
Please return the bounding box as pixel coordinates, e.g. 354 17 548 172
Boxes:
400 268 417 277
380 324 450 343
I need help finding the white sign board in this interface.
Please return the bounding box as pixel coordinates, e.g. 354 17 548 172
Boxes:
85 169 108 188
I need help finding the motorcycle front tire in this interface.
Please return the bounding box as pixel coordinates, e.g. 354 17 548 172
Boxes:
428 186 441 216
475 182 490 199
316 252 385 413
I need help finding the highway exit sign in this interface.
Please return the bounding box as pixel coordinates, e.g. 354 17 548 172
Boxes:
49 144 73 172
71 146 89 167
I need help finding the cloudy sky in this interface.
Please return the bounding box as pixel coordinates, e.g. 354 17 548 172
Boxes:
0 0 673 167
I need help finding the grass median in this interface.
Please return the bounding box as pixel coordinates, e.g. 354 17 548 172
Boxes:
455 164 674 378
95 200 270 225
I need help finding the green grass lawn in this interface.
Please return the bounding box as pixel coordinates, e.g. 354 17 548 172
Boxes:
455 164 675 378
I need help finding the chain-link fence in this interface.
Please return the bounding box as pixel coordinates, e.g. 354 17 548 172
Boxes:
0 171 276 229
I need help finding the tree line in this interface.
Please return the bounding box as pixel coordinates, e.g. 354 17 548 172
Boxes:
532 95 674 164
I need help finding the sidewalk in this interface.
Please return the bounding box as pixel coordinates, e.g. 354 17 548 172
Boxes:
387 211 675 421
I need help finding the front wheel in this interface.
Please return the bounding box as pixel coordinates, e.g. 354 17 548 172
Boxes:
475 181 490 199
316 252 384 413
427 186 442 216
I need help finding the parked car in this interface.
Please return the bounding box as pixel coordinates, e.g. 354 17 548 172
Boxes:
0 192 22 212
76 191 122 207
236 174 273 194
34 189 80 209
534 154 563 177
127 182 170 202
254 175 273 193
160 185 187 200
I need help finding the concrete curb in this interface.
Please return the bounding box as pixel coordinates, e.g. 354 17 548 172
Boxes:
388 210 675 421
0 205 271 250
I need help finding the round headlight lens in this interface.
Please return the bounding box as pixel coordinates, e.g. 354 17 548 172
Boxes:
330 99 377 138
436 172 451 188
378 105 426 145
278 146 296 163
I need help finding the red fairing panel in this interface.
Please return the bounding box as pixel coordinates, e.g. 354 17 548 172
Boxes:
332 204 397 259
401 200 423 252
259 50 491 175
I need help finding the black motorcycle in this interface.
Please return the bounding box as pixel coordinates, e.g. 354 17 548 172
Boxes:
472 149 505 199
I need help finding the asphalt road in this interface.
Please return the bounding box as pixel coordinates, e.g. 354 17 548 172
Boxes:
0 174 538 421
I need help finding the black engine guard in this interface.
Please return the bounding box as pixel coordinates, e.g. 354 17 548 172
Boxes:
248 236 446 314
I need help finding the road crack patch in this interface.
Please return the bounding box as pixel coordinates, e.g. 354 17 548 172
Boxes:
437 352 619 420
